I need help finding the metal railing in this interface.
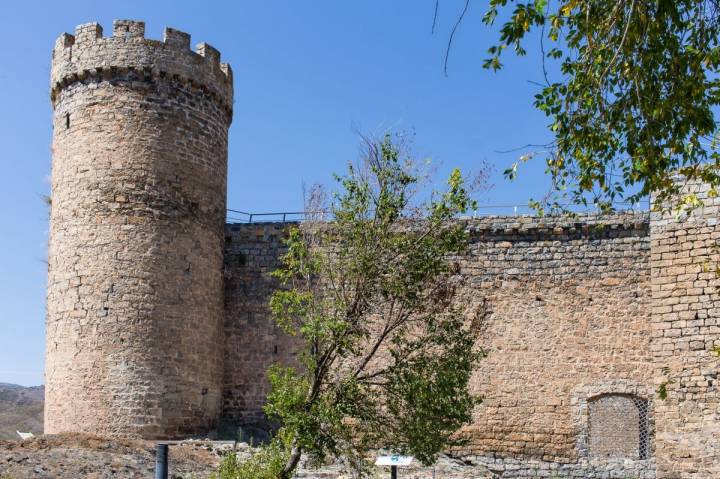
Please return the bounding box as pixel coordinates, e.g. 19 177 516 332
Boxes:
227 201 650 224
226 209 328 223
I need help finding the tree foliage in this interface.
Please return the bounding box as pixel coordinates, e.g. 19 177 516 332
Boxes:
474 0 720 210
217 135 486 478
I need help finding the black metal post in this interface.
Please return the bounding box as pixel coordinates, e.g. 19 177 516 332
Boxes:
390 465 397 479
155 443 168 479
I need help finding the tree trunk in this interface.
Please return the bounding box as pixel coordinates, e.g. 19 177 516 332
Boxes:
278 444 302 479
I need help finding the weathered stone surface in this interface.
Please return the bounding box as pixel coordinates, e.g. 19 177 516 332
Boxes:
222 215 656 477
46 20 232 438
222 222 301 427
650 182 720 479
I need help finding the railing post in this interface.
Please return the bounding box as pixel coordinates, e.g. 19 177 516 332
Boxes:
155 443 168 479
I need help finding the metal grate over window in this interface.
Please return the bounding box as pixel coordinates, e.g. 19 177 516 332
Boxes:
588 394 650 460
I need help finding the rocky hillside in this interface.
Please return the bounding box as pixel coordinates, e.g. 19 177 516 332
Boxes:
0 384 43 440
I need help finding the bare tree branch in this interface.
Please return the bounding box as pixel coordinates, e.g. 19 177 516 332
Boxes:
444 0 471 77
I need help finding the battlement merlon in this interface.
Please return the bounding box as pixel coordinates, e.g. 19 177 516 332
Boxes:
50 20 233 118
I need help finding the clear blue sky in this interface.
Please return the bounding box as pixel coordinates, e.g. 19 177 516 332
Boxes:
0 0 555 386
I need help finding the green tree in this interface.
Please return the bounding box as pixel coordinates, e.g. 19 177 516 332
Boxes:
448 0 720 210
217 135 486 479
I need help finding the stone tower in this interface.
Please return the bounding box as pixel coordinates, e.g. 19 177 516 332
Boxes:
649 181 720 477
46 20 233 438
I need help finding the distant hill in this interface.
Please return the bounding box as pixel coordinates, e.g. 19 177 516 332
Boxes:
0 383 43 440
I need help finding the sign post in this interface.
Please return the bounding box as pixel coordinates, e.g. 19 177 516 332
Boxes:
375 454 413 478
155 443 168 479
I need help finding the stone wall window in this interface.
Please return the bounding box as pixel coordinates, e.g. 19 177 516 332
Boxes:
588 394 649 460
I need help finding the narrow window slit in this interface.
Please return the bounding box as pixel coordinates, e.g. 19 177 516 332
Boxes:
65 113 70 129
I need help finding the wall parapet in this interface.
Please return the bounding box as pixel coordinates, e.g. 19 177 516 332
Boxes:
224 212 649 235
463 211 649 235
50 20 233 116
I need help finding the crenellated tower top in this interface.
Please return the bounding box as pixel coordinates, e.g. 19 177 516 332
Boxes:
50 20 233 118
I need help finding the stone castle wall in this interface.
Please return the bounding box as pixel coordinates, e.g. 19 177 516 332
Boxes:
46 20 233 438
460 214 655 477
651 182 720 478
222 214 657 477
44 18 720 477
222 223 301 427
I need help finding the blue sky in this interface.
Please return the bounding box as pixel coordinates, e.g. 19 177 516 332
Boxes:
0 0 555 386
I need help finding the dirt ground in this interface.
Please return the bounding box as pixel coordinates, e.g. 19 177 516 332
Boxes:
0 434 222 478
0 433 494 478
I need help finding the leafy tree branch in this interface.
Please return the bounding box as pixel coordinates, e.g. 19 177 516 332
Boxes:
441 0 720 211
217 134 488 478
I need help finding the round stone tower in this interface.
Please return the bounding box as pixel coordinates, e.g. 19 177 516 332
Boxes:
46 20 233 438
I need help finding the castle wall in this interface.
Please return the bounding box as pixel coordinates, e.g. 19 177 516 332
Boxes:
222 223 301 427
46 21 233 438
222 214 656 477
43 19 719 477
650 182 720 478
461 214 654 477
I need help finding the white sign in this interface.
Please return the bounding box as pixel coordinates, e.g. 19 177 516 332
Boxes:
375 455 414 467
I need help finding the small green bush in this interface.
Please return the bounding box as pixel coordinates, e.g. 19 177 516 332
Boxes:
211 433 291 479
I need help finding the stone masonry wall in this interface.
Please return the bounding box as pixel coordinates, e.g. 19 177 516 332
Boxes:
459 214 655 477
222 223 301 427
650 182 720 478
222 213 656 477
46 20 233 438
44 18 719 476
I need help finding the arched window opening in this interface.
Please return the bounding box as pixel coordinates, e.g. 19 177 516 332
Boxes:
588 394 649 460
